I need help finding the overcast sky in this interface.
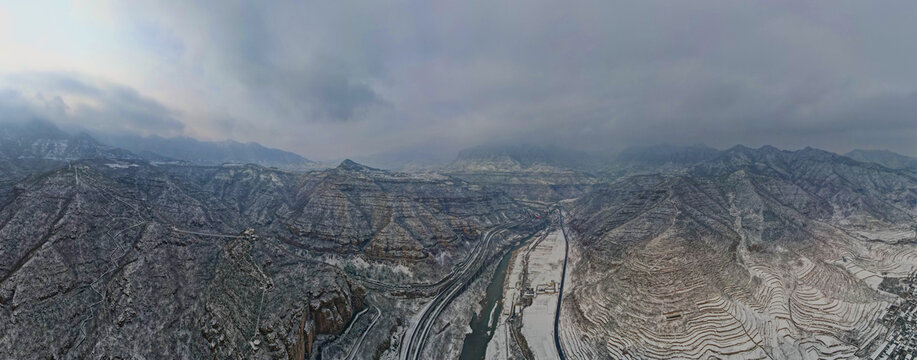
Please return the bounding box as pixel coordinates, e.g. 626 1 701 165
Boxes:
1 1 916 160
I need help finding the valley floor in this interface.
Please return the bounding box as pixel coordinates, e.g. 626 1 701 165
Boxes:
485 227 566 360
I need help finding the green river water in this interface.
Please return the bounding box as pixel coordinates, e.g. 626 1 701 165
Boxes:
458 238 527 360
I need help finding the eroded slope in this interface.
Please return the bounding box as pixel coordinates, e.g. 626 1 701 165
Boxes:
561 147 917 359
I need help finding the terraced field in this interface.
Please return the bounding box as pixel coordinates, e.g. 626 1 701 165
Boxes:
562 203 917 359
558 147 917 359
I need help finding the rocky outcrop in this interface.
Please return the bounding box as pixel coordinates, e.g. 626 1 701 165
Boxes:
0 157 523 359
201 230 364 359
280 160 526 260
0 162 359 359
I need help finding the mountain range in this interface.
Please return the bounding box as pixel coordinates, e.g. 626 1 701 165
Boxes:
3 120 917 359
845 148 917 171
563 145 917 358
92 132 319 170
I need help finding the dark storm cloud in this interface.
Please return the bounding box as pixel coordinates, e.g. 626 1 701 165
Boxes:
0 72 184 136
70 1 917 157
127 1 388 123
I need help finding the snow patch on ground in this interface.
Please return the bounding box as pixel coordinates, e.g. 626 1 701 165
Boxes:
323 254 415 280
854 228 916 243
105 163 139 169
520 230 565 360
522 296 559 360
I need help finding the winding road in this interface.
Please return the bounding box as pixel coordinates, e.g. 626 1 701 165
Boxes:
346 306 381 360
553 207 569 360
400 224 513 360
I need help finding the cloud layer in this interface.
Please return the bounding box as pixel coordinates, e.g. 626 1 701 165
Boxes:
2 1 917 159
0 72 184 136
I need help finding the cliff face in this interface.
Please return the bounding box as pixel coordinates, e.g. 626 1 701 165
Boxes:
7 139 917 359
153 160 527 261
282 161 524 260
0 158 526 358
202 231 362 359
0 163 338 359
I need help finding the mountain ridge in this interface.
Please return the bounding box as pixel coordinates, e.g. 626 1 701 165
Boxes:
564 144 917 358
93 132 319 170
845 148 917 170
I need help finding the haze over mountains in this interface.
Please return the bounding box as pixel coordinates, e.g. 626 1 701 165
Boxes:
92 133 319 170
0 120 138 163
0 120 140 202
8 118 917 175
4 1 917 358
0 120 319 170
4 118 917 359
845 149 917 171
0 125 533 358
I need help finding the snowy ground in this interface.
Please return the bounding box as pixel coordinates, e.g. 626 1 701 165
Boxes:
525 230 565 289
520 229 565 360
521 296 559 360
485 321 510 360
485 242 528 360
854 228 916 243
484 228 567 360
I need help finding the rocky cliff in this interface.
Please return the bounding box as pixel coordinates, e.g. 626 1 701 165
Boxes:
0 156 528 359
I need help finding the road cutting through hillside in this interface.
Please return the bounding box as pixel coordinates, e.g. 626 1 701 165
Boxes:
400 222 518 360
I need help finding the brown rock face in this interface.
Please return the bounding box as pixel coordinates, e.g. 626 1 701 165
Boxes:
0 161 412 359
280 161 525 261
201 230 366 360
290 307 312 360
0 128 534 359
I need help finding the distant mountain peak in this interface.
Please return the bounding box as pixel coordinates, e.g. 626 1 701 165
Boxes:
849 149 898 157
725 144 754 153
91 132 320 170
336 159 375 171
845 148 917 170
0 119 139 162
450 143 597 172
616 144 721 165
796 146 838 158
